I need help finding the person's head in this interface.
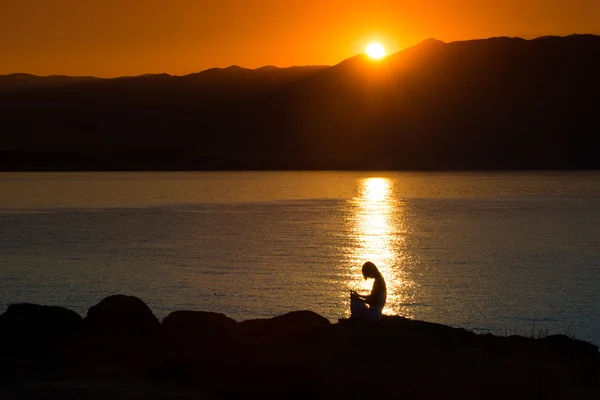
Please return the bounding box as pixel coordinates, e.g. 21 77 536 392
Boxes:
362 261 381 280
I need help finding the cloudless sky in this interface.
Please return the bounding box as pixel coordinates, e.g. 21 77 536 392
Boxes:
1 0 599 77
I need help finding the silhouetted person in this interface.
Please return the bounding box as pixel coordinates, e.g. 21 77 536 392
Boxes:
350 261 387 321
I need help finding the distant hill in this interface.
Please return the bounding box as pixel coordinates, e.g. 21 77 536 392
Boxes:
1 34 599 170
0 73 103 90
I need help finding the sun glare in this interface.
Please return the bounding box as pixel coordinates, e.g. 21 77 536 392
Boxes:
366 43 386 60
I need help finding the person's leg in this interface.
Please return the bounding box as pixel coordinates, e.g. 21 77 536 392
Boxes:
366 305 383 322
350 300 369 320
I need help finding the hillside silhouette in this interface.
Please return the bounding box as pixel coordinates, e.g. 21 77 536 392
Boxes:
1 34 599 170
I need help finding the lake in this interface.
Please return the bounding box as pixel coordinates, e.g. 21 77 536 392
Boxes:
1 171 599 345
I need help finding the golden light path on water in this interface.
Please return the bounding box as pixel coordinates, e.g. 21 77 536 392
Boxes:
343 177 416 318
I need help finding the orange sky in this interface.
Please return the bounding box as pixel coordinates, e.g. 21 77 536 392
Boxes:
1 0 599 77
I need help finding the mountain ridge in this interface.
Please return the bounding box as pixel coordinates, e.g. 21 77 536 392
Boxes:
1 33 597 82
1 34 599 170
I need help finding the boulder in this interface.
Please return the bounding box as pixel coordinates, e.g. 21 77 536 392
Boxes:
220 311 332 398
239 310 330 342
160 310 240 363
75 295 160 368
84 294 159 335
540 334 599 359
333 315 477 364
0 303 82 357
2 300 600 399
159 310 241 395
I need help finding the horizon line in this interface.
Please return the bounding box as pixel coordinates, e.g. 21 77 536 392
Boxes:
1 33 597 79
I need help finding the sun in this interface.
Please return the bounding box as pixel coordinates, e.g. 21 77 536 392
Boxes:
366 43 386 60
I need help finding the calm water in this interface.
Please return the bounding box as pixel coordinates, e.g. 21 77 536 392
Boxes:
1 171 600 345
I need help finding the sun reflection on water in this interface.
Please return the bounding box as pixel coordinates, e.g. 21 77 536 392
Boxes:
343 177 416 318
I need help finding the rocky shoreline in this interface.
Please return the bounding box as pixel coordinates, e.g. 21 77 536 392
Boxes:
1 295 599 399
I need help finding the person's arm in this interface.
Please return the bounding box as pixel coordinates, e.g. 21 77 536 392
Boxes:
350 290 372 302
352 279 384 304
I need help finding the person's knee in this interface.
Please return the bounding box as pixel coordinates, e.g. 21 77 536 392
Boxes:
350 300 369 319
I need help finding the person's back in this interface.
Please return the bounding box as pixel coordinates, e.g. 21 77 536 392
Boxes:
369 274 387 315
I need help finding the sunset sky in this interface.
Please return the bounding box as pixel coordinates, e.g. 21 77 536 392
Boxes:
1 0 599 77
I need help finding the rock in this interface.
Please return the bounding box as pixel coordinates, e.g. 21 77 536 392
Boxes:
237 310 332 362
0 303 82 388
239 310 330 342
540 334 599 359
84 295 159 335
219 311 332 398
332 315 477 364
0 303 82 357
74 295 160 368
159 311 241 396
160 310 240 363
2 299 600 399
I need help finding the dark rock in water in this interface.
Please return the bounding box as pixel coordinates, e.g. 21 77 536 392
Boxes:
158 311 241 396
74 295 160 368
240 310 330 342
84 294 159 335
2 299 599 399
0 303 82 388
225 314 600 399
160 310 239 363
220 312 332 399
540 334 599 358
0 303 82 357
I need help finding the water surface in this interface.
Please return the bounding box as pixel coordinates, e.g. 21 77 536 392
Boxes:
1 171 599 344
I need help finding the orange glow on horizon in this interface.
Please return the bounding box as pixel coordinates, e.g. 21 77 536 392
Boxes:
1 0 599 77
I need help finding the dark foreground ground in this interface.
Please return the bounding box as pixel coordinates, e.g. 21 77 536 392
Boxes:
1 295 599 399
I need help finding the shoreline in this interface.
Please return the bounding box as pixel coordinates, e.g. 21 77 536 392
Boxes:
2 294 599 399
